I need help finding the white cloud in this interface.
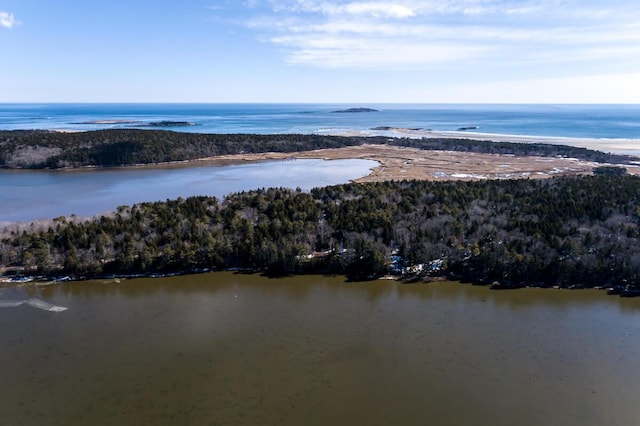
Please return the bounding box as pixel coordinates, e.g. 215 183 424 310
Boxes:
275 35 489 68
0 11 18 29
343 3 415 18
270 0 416 18
244 1 640 70
424 73 640 104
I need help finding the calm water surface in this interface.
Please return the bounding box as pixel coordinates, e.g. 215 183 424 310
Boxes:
2 103 640 140
1 273 639 425
0 159 376 223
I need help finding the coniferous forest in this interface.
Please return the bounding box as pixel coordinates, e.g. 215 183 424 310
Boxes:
2 175 640 293
0 129 634 168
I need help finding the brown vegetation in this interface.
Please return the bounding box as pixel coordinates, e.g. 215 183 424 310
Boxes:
194 144 640 182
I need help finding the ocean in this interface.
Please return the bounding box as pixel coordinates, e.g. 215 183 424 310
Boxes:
1 103 639 140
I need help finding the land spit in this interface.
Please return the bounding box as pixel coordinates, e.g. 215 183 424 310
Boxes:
194 144 640 183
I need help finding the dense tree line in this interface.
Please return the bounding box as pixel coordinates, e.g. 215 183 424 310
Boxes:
0 130 368 168
385 137 634 164
0 129 634 168
2 175 640 291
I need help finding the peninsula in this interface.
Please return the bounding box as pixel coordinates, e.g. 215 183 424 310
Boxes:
1 129 639 296
0 129 634 169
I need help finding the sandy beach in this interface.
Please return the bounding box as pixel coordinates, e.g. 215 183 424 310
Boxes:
417 130 640 156
328 128 640 156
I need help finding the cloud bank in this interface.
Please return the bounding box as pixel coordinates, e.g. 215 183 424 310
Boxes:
243 0 640 69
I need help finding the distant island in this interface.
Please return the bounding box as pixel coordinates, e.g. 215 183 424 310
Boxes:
144 121 197 127
372 126 424 131
80 120 197 127
80 119 141 125
331 108 379 113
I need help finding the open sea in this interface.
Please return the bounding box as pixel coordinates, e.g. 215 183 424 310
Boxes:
1 103 639 141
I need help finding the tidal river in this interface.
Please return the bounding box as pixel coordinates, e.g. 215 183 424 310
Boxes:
1 273 639 425
0 158 376 223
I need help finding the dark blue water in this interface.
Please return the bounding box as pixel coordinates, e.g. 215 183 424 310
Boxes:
1 103 639 139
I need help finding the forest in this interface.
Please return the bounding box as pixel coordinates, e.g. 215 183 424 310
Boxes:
0 129 635 168
2 175 640 294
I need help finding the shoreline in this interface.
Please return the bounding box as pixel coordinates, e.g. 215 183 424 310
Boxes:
39 126 640 156
5 144 639 229
191 144 640 182
4 141 640 183
3 266 639 299
326 128 640 156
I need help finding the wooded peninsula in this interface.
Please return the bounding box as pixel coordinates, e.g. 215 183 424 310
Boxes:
1 130 639 295
0 129 635 169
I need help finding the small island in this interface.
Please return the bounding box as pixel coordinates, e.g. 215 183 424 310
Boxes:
371 126 424 131
81 119 142 125
145 121 197 127
331 108 379 113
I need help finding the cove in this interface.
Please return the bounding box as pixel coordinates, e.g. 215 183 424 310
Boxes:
0 158 377 223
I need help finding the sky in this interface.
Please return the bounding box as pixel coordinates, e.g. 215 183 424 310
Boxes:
1 0 639 103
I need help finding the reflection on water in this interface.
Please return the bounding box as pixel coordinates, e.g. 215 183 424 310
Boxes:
1 273 640 426
0 159 377 222
0 297 68 311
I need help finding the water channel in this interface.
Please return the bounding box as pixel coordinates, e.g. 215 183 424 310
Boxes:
1 273 639 425
0 158 377 223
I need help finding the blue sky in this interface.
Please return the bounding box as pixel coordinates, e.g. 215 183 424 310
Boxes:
1 0 639 103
